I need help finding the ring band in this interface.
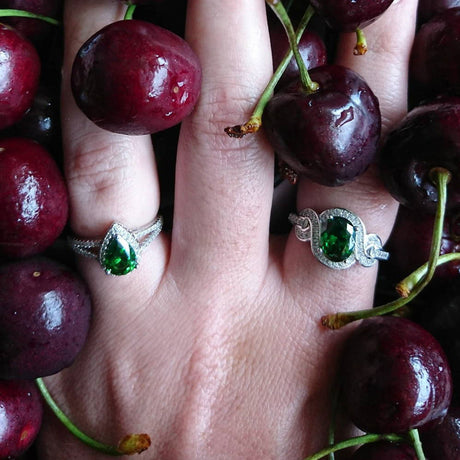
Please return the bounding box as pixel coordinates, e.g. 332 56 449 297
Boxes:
289 208 389 269
68 216 163 276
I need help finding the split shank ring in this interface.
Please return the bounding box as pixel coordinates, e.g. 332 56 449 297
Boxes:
289 208 389 269
68 215 163 276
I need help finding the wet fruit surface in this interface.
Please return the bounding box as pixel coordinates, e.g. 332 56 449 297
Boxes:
340 316 452 434
0 137 68 259
71 19 202 135
0 256 92 379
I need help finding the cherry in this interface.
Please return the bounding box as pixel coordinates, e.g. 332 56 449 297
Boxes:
385 205 460 280
350 441 417 459
379 97 460 214
0 379 43 458
262 64 381 186
71 19 202 135
0 0 62 44
340 316 452 434
269 15 327 88
417 0 460 25
420 405 460 458
410 8 460 104
0 23 40 130
0 137 68 259
308 0 395 32
0 256 92 380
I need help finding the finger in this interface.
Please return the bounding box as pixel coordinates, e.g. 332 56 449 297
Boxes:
285 0 419 292
62 0 167 282
170 0 274 277
62 0 160 238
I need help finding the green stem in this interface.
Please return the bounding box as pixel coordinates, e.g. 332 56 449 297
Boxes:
224 4 315 137
124 4 136 20
321 167 451 329
303 433 405 460
266 0 318 93
354 28 368 55
408 429 426 460
35 378 151 456
396 252 460 296
0 9 60 25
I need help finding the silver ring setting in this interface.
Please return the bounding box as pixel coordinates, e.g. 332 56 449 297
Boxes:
289 208 389 269
68 216 163 276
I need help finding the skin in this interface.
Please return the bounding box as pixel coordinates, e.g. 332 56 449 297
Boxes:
38 0 418 458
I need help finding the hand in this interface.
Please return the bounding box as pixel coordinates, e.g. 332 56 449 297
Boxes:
38 0 419 457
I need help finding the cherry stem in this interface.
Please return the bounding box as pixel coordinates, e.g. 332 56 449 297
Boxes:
321 167 452 329
354 28 368 55
124 4 136 20
265 0 319 94
224 4 315 137
0 9 60 25
396 252 460 296
408 429 426 460
35 378 151 456
302 432 406 460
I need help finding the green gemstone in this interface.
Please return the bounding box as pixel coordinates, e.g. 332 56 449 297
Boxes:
102 235 138 275
320 216 356 262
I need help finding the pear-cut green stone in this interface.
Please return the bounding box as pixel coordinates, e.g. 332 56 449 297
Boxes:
320 216 356 262
102 235 138 275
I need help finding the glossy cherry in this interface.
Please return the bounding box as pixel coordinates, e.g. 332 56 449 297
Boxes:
379 97 460 214
417 0 460 25
410 8 460 104
262 64 381 186
0 23 40 130
71 19 202 135
340 316 452 434
308 0 395 32
0 256 92 379
0 379 43 458
0 137 68 259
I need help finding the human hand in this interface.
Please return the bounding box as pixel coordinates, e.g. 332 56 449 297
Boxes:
38 0 418 458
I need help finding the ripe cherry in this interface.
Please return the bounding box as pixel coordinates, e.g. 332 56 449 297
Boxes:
71 19 202 135
0 379 43 458
0 23 40 130
262 64 381 186
0 137 68 259
340 316 452 434
0 256 92 380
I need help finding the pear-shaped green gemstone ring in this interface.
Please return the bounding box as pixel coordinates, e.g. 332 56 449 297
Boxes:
289 208 389 269
68 216 163 276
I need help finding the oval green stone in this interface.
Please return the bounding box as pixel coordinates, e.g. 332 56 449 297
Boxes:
320 216 356 262
102 236 138 275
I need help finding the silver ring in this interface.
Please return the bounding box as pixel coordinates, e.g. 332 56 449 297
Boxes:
68 216 163 276
289 208 389 269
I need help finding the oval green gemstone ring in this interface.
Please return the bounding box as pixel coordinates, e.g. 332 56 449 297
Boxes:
68 216 163 276
288 208 389 269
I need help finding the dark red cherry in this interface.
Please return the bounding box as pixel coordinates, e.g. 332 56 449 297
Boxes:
269 17 327 88
71 19 202 135
340 316 452 434
385 205 460 279
0 137 68 259
0 23 40 130
0 0 62 44
262 64 381 186
417 0 460 25
309 0 395 32
350 441 417 459
0 379 43 458
420 405 460 459
410 8 460 104
379 97 460 214
0 256 92 380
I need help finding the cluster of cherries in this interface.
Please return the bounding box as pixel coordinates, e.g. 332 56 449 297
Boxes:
0 0 460 458
243 0 460 459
